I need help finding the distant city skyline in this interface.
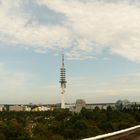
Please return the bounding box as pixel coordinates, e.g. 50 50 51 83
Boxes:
0 0 140 104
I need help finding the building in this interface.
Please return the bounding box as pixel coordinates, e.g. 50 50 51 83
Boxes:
0 105 4 111
115 99 135 110
31 106 50 112
86 103 115 110
65 103 75 109
24 106 31 111
70 99 116 113
59 50 67 109
70 99 86 113
9 105 31 111
9 105 24 111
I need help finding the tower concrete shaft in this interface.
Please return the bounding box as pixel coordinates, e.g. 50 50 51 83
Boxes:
60 51 66 109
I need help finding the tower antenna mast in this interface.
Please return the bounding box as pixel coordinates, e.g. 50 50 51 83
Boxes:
60 48 67 109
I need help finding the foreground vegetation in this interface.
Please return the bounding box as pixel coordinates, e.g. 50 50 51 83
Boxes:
0 107 140 140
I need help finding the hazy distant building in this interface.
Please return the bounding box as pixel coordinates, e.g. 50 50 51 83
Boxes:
0 105 4 111
9 105 24 111
86 103 115 110
24 106 31 111
65 103 75 109
86 104 106 110
115 99 132 110
70 99 86 113
31 106 50 112
70 99 117 113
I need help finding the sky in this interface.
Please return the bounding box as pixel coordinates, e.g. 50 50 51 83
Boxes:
0 0 140 104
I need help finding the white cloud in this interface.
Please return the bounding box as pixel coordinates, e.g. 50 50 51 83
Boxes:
0 0 140 61
0 0 71 49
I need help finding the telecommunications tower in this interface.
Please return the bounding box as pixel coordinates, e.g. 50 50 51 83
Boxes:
59 50 67 109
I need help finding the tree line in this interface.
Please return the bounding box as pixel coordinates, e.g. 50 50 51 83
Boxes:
0 106 140 140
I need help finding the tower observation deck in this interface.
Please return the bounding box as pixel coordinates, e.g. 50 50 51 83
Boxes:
59 50 67 109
